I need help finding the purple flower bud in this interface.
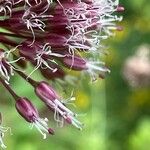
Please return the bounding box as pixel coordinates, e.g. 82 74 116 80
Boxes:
35 82 83 130
15 98 54 138
19 41 38 61
45 34 67 48
15 98 38 122
35 82 59 102
63 54 87 71
63 54 110 81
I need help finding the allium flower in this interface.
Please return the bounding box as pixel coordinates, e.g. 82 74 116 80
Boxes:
0 0 124 146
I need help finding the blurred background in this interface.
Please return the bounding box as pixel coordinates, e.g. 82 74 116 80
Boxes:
1 0 150 150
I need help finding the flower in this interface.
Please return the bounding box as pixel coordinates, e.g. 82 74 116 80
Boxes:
62 54 110 80
0 0 123 81
15 97 54 139
35 81 83 130
123 44 150 88
0 47 23 84
0 0 124 146
0 49 13 83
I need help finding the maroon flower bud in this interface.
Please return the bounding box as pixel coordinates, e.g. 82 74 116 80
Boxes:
35 82 59 102
63 54 110 81
45 34 67 48
15 98 54 138
63 54 87 71
19 41 38 61
35 81 83 130
15 98 38 122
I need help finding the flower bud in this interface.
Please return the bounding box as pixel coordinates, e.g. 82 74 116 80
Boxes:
62 54 110 81
35 82 59 102
15 98 54 138
63 55 87 71
15 98 38 123
19 41 38 61
35 82 83 130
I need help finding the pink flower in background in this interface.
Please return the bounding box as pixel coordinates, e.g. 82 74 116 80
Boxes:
123 44 150 88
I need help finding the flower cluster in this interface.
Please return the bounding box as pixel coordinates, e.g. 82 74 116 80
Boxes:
0 0 123 148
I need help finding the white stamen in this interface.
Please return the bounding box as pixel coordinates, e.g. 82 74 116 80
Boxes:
63 0 122 55
0 46 24 84
31 117 51 139
0 1 12 20
22 10 53 45
46 97 83 130
27 43 65 78
86 60 110 81
0 125 11 149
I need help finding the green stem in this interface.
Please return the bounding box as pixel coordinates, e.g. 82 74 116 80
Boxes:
14 69 38 87
0 77 19 100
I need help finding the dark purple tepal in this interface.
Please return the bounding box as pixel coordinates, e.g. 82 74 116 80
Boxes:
15 97 54 138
